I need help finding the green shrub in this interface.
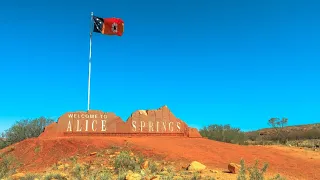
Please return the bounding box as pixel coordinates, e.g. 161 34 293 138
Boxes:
0 155 17 178
191 172 201 180
43 172 67 180
0 139 10 149
200 124 248 145
149 161 159 173
114 151 139 172
117 168 127 180
237 159 284 180
71 164 82 180
90 168 112 180
248 160 268 180
1 117 54 149
237 159 246 180
20 173 41 180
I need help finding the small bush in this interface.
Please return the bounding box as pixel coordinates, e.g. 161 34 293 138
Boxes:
34 146 40 153
117 168 127 180
248 160 268 180
20 173 41 180
237 159 246 180
0 139 10 149
43 172 67 180
71 164 82 180
69 156 78 165
237 159 282 180
191 172 201 180
149 161 159 173
160 173 175 180
89 168 112 180
0 155 17 178
114 151 139 173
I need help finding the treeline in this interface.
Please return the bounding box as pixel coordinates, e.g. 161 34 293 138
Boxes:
0 117 55 149
200 118 320 146
200 124 248 145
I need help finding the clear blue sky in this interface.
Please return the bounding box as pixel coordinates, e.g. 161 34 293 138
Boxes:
0 0 319 133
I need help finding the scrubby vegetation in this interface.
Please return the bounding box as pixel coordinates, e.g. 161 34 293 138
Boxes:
0 145 287 180
199 124 248 145
0 154 21 179
0 117 54 149
200 118 320 149
237 159 286 180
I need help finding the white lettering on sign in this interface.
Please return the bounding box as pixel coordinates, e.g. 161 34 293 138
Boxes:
65 113 184 133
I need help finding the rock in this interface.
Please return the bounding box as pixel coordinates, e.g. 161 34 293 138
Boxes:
115 151 120 155
187 161 206 171
11 173 26 179
64 163 70 168
126 170 142 180
228 163 241 174
106 166 114 170
109 155 116 158
130 152 134 156
57 165 65 170
141 160 149 169
90 152 97 156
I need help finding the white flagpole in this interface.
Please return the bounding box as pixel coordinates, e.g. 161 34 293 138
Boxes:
87 12 93 111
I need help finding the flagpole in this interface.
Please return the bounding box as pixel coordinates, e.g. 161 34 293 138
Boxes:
87 12 93 111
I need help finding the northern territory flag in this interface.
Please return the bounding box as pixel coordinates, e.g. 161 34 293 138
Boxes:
93 16 124 36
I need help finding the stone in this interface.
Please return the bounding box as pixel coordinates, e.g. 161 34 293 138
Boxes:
126 170 142 180
187 161 206 171
90 152 97 156
228 163 241 174
11 173 26 180
57 165 65 170
106 166 114 170
141 160 149 169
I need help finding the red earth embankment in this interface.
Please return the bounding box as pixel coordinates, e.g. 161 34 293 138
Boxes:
1 136 319 180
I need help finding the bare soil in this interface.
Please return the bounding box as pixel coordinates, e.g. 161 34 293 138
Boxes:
1 136 319 180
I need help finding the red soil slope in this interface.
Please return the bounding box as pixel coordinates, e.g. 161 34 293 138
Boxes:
1 137 319 180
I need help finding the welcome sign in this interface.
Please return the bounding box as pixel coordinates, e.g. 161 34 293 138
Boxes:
40 106 201 138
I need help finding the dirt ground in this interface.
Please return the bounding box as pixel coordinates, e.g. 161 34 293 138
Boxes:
1 136 319 180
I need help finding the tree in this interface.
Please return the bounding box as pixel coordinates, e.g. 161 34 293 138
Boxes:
1 117 55 149
268 117 288 143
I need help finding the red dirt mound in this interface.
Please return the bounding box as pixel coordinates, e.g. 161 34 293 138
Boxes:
1 137 319 180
